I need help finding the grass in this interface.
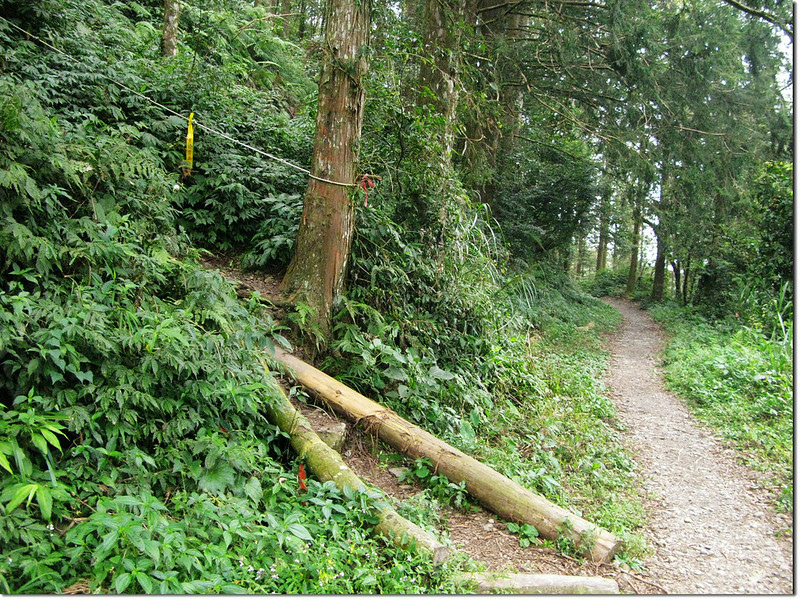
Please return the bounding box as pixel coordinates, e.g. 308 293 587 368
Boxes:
648 301 793 514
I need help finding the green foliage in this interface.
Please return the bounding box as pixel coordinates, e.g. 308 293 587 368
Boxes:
240 193 304 268
582 268 630 298
506 522 539 548
649 302 793 512
396 458 474 512
493 139 599 260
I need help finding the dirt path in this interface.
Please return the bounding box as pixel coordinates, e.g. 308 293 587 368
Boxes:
603 297 793 594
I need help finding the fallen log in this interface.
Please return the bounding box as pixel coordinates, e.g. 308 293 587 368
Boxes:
456 572 619 594
271 348 622 563
260 371 452 564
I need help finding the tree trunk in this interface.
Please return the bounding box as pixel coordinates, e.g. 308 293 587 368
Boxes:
611 223 621 268
280 0 370 348
625 201 641 298
651 232 666 302
576 234 585 277
161 0 180 58
462 0 527 210
272 348 623 563
671 259 681 298
419 0 464 163
280 0 293 36
297 0 307 39
261 375 452 563
596 212 609 272
682 257 691 305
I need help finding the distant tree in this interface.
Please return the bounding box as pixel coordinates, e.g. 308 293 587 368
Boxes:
162 0 180 57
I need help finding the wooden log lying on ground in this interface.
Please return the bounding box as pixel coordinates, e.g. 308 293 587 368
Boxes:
260 371 452 564
456 572 620 594
272 348 622 563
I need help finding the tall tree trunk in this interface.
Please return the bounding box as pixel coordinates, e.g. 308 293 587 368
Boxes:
682 257 691 305
576 234 586 277
611 223 621 269
596 211 609 272
651 232 667 302
419 0 464 164
280 0 293 36
280 0 370 349
297 0 307 39
671 259 680 297
161 0 180 58
625 201 641 298
462 0 527 209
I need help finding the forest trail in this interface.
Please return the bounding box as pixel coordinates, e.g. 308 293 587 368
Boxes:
603 297 793 594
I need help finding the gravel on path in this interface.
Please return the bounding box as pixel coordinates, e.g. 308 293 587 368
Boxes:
603 297 793 594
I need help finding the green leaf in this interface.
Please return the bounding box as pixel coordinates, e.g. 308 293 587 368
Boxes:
115 573 132 594
0 452 12 474
287 523 313 542
75 370 94 384
384 365 408 381
135 571 154 594
198 461 236 494
36 485 52 521
244 476 262 504
5 483 38 514
429 366 456 380
100 529 120 554
40 428 62 452
459 420 477 447
30 433 49 456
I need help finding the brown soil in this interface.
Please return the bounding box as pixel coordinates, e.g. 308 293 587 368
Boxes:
201 254 285 303
603 297 793 594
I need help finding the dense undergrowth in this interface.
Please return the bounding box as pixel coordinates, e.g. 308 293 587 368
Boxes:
0 0 653 593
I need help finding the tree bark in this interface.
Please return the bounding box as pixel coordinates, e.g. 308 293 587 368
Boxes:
261 373 453 563
161 0 180 58
280 0 370 347
671 259 681 298
596 211 609 272
280 0 293 36
651 232 666 302
272 348 623 563
419 0 464 163
625 200 641 298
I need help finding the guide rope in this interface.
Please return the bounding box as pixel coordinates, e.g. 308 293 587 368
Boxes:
1 16 358 188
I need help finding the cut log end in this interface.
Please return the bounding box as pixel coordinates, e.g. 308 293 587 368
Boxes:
591 531 624 564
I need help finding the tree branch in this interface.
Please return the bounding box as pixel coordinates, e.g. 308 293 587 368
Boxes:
720 0 792 40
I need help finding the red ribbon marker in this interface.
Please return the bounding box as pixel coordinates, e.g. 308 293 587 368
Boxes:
298 463 308 505
360 174 374 206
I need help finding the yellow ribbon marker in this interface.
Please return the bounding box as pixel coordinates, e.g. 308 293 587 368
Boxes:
183 112 194 177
